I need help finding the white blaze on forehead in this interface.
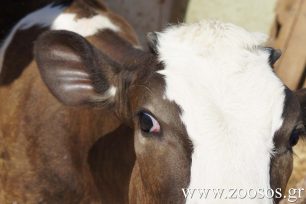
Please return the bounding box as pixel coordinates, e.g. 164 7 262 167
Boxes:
0 3 120 73
157 21 285 204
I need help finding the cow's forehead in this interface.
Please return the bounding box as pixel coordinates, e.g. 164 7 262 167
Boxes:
156 20 286 203
156 20 285 137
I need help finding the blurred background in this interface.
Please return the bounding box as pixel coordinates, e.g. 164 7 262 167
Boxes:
0 0 305 201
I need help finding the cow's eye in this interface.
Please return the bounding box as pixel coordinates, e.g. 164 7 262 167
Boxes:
138 112 160 134
289 129 300 147
289 124 305 147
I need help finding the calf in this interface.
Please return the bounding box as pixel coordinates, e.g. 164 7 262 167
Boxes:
0 1 305 204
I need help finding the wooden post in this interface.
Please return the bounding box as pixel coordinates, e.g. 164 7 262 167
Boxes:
270 0 306 90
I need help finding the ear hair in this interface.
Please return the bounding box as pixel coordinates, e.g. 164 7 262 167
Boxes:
147 32 159 54
264 47 282 66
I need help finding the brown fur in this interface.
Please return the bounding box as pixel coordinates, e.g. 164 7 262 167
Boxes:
270 88 306 203
0 1 138 203
0 60 123 203
1 1 306 204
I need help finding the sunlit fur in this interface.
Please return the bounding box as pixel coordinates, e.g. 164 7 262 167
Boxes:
157 20 285 204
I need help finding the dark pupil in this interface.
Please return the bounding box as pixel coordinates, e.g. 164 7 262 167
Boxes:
290 130 300 147
139 112 153 133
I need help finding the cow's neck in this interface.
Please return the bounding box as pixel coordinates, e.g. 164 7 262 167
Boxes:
0 63 123 202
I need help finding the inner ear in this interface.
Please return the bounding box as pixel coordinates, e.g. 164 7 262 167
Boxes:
34 30 120 106
265 47 282 66
147 32 159 54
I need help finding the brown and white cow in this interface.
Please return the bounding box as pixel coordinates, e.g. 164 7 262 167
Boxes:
0 0 305 204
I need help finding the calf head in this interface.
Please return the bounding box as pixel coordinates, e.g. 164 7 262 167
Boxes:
34 21 306 204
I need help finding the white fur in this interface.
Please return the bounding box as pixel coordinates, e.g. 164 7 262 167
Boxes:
157 20 285 204
51 13 119 36
0 3 120 73
108 86 117 97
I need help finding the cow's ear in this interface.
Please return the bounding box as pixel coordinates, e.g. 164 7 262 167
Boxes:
34 30 119 106
264 47 282 66
147 32 159 54
295 88 306 126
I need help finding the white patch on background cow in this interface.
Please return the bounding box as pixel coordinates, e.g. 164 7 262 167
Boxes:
157 20 285 204
0 4 65 73
0 3 120 73
51 13 120 36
